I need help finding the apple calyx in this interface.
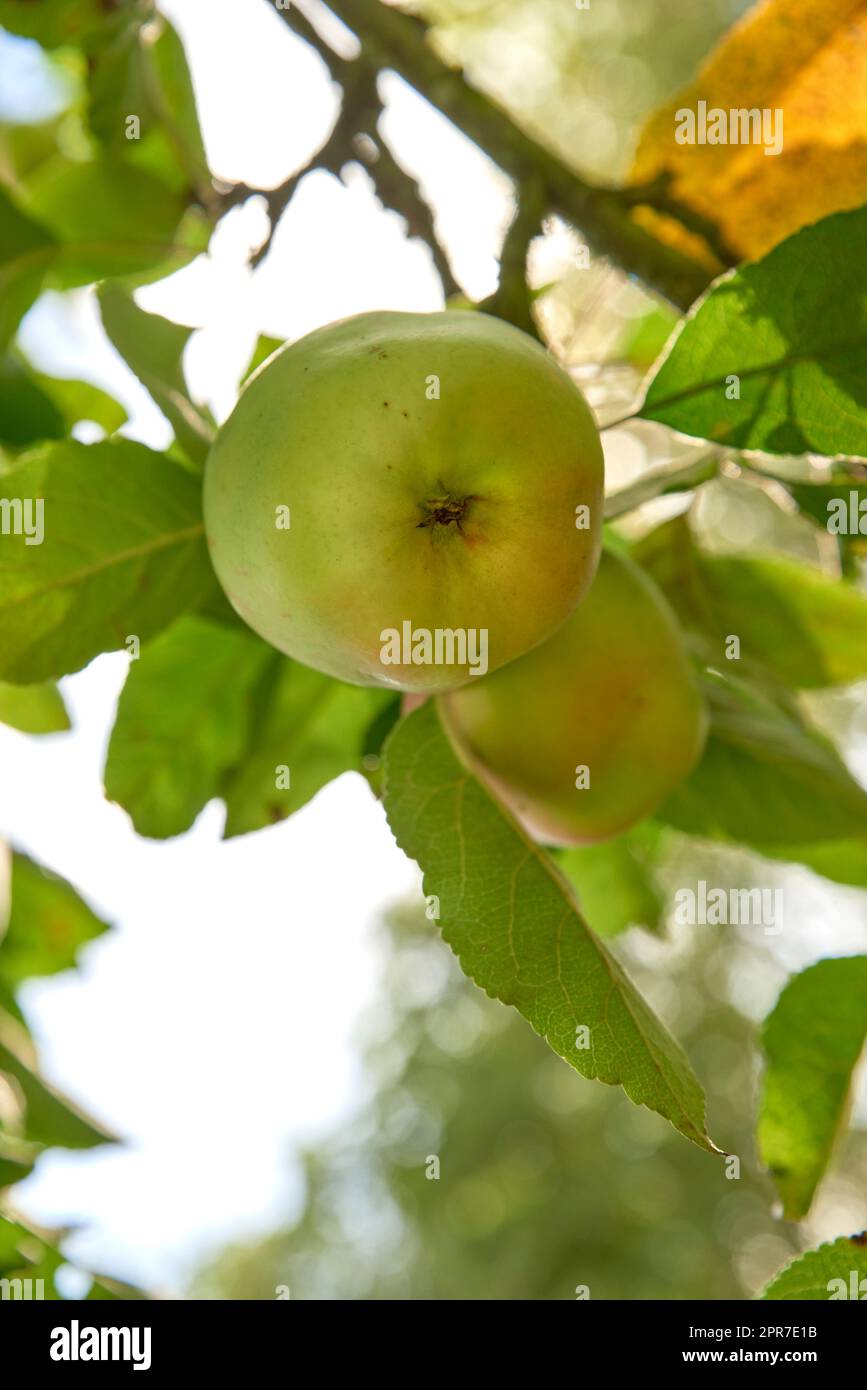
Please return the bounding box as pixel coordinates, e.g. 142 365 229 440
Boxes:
417 484 480 534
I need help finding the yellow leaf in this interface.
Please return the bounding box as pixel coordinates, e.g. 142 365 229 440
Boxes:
631 0 867 261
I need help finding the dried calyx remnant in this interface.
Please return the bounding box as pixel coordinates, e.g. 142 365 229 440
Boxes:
417 485 481 533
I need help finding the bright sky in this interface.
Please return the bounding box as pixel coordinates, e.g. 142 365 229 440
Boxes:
0 0 513 1293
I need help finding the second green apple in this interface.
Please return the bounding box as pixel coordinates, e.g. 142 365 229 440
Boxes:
440 548 708 845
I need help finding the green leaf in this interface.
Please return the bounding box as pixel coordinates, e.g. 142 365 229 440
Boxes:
141 16 209 184
0 185 56 350
658 670 867 847
0 1213 146 1298
383 702 720 1153
0 680 69 733
195 572 249 630
0 355 127 446
640 206 867 458
780 475 867 534
760 837 867 888
0 437 212 683
618 300 679 371
0 355 65 446
0 117 72 187
84 1271 150 1300
761 1234 867 1300
241 335 284 385
633 515 867 689
86 10 209 195
85 10 150 148
758 956 867 1221
222 660 392 838
22 157 196 287
558 824 667 938
0 1033 113 1149
32 371 127 435
1 852 110 986
98 283 214 465
105 617 273 839
0 1212 32 1272
0 1153 33 1189
0 0 105 47
359 693 402 796
0 1214 63 1286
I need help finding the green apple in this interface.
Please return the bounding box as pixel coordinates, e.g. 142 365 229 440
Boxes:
440 548 708 844
204 310 603 691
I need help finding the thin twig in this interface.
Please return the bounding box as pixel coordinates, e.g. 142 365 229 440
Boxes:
311 0 723 309
366 135 462 297
478 176 547 337
278 2 354 77
223 2 461 291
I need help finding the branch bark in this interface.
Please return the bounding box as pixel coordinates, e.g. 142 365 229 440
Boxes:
478 177 547 338
309 0 723 310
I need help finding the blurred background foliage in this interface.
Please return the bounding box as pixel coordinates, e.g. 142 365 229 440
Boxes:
420 0 748 181
196 894 867 1301
0 850 143 1298
416 0 749 375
